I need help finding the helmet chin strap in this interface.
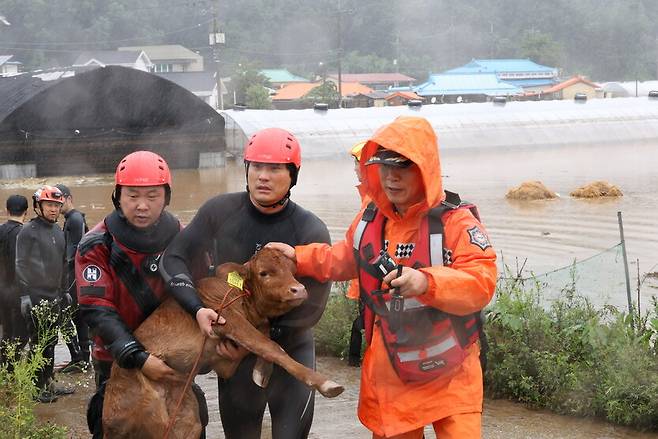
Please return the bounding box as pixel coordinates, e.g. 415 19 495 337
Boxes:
243 162 294 209
34 205 57 223
246 185 291 209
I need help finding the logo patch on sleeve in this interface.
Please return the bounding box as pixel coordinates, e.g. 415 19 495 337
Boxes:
83 265 102 282
467 226 491 251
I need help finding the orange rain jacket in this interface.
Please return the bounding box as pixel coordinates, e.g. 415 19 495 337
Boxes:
345 182 368 300
295 116 497 437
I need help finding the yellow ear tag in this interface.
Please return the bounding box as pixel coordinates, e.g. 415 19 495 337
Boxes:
227 271 244 290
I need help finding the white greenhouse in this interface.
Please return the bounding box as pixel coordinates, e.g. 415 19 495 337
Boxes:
221 96 658 159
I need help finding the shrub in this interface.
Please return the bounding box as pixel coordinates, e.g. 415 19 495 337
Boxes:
314 282 360 358
485 275 658 430
0 300 70 438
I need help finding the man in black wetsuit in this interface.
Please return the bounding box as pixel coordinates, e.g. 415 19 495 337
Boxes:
55 183 90 373
0 195 29 363
16 185 74 403
161 127 332 439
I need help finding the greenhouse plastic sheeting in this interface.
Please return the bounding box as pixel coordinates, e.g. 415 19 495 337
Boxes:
221 97 658 159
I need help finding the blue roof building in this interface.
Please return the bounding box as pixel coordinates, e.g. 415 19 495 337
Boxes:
444 59 559 90
414 73 523 103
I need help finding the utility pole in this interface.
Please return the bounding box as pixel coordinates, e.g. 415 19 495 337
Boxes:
336 0 344 109
209 3 225 110
394 31 400 74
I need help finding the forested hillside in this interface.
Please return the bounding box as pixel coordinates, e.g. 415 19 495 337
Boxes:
0 0 656 81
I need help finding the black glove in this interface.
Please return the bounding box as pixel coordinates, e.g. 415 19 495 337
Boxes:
61 292 74 308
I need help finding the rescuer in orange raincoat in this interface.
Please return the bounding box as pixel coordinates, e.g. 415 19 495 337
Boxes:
346 140 367 366
269 116 497 438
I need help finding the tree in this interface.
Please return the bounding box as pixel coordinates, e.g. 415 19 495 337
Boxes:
245 84 271 109
305 81 339 106
519 29 562 68
342 51 394 74
229 63 269 105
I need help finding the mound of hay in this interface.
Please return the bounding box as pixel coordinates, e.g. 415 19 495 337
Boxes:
505 181 558 201
570 181 623 198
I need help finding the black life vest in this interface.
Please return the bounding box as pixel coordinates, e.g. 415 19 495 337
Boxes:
0 221 21 286
353 191 483 383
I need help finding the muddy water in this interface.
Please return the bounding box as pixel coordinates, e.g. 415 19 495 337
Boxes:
3 141 658 307
36 346 657 439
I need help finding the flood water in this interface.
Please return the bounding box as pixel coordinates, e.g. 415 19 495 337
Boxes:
3 140 658 309
6 141 658 437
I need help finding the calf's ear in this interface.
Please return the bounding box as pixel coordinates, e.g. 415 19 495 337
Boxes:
215 262 246 280
215 262 249 281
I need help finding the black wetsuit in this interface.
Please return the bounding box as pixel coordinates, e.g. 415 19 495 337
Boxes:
61 208 90 362
161 191 332 439
0 219 28 354
15 216 65 389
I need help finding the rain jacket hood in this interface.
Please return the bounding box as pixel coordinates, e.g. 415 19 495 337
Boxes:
360 116 444 219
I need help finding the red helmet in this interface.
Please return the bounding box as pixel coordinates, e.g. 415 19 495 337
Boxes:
33 185 64 204
244 128 301 169
115 151 172 187
112 151 172 209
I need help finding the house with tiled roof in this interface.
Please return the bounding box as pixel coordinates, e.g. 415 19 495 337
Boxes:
73 50 152 72
385 91 422 106
119 45 204 72
327 72 415 90
272 81 373 109
271 82 317 101
260 69 308 89
445 59 559 93
538 75 601 100
156 71 226 108
414 73 523 103
350 90 389 108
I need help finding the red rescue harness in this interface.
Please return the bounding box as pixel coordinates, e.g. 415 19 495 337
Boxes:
353 192 483 383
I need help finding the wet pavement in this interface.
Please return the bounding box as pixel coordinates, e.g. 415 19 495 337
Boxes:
33 345 657 439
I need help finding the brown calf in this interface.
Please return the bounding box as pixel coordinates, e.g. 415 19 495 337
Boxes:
102 248 343 439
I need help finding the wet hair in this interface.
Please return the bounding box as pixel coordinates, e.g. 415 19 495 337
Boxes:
54 183 72 198
6 194 28 216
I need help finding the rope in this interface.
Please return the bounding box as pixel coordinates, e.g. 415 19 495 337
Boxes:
163 285 250 439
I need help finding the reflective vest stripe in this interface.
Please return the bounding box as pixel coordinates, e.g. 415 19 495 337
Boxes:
353 219 368 251
429 233 443 266
397 336 458 363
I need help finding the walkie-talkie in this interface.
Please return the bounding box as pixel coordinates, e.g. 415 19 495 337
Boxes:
388 265 404 332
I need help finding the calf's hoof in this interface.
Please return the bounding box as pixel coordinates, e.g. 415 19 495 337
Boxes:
318 380 344 398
